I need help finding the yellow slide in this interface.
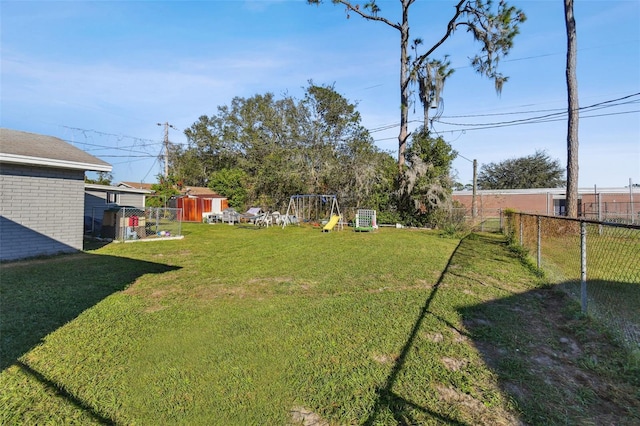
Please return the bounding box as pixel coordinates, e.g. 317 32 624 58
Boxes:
322 215 341 232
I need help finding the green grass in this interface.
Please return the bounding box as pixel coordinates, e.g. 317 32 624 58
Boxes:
515 222 640 351
1 224 638 425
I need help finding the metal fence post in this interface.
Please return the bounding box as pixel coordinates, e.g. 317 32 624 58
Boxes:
580 221 588 313
536 216 542 269
519 214 523 246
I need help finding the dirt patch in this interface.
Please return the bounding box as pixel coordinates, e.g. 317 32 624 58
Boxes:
425 332 444 343
441 356 468 371
371 352 398 365
467 287 640 424
436 385 521 426
290 406 329 426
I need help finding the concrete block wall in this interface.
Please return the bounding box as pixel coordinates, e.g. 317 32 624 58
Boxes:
0 164 85 261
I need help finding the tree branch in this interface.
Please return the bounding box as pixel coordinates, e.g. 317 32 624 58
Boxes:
414 0 468 69
333 0 402 30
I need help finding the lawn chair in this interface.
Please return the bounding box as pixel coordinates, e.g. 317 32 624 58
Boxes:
240 207 262 223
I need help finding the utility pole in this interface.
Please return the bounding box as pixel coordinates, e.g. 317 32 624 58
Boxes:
472 159 478 221
157 122 176 179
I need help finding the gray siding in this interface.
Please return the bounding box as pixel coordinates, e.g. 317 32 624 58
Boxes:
119 192 145 207
84 189 108 235
0 164 85 261
83 189 145 235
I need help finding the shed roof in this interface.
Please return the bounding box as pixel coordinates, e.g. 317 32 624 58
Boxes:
0 128 111 172
180 186 225 197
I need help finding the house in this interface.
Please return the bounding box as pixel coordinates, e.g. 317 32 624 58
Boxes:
118 181 155 192
453 187 639 221
84 183 151 235
0 128 111 261
170 186 228 222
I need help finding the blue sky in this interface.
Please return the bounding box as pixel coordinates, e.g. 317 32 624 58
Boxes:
2 0 638 188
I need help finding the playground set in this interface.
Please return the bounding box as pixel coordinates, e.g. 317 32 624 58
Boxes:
282 194 343 231
280 195 377 232
209 194 377 232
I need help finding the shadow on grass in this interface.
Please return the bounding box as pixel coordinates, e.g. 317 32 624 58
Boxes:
15 360 116 425
83 237 112 251
365 232 640 424
363 238 469 426
457 234 640 423
0 253 181 371
459 282 640 424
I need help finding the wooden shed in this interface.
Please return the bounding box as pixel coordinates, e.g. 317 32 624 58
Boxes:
170 187 228 222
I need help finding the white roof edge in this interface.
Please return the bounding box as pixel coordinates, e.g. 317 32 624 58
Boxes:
0 153 112 172
85 183 152 194
454 187 639 195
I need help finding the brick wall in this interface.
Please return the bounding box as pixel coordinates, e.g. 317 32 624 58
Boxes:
0 164 85 261
454 192 553 215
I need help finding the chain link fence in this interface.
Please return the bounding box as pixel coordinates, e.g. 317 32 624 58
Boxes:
504 212 640 351
581 201 638 224
440 208 504 233
113 207 182 242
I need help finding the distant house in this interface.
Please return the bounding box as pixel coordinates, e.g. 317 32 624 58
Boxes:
118 181 155 192
0 128 111 261
84 183 151 235
453 187 639 220
170 186 228 222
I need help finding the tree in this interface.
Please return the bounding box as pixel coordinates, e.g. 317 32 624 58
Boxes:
564 0 579 217
308 0 526 172
146 174 180 208
398 128 458 226
410 55 454 128
477 150 566 190
209 168 249 210
174 83 392 214
84 171 113 185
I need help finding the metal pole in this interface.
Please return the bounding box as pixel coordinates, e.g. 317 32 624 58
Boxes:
537 215 542 269
630 178 635 225
597 186 603 235
519 214 523 246
580 221 588 313
472 159 478 221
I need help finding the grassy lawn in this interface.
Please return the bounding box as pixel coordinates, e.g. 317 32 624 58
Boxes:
514 219 640 349
1 223 638 425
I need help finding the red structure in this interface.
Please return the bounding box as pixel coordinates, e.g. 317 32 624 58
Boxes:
170 187 228 222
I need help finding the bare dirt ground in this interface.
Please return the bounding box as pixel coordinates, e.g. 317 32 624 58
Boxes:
469 286 640 425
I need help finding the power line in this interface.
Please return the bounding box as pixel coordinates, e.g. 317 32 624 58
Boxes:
369 92 639 140
432 110 639 133
62 126 159 145
435 93 640 127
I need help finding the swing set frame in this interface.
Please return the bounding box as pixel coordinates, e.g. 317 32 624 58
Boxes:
282 194 342 230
